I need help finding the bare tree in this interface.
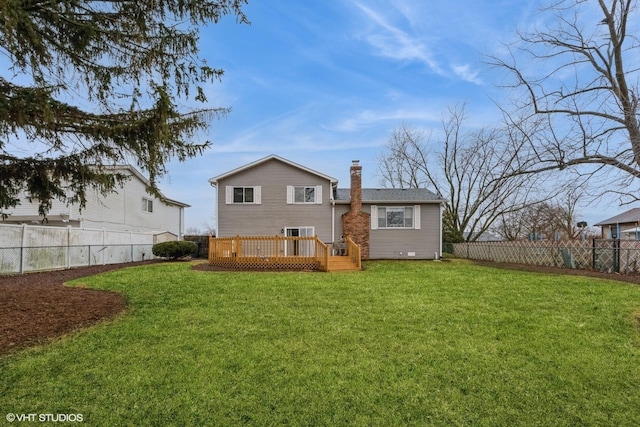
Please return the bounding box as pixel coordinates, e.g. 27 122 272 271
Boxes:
496 185 588 241
491 0 640 195
378 105 551 242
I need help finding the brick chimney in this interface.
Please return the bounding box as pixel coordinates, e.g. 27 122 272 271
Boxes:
350 160 362 212
342 160 370 259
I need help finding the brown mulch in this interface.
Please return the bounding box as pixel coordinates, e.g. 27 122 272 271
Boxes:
0 261 159 356
1 259 638 357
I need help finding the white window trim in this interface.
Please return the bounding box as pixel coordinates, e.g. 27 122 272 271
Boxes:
371 205 421 230
225 186 262 204
286 185 322 204
142 197 153 213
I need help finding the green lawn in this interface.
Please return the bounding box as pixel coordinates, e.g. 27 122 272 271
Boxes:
1 260 640 426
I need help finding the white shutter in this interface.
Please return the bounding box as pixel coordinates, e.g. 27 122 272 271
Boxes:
315 185 322 204
414 205 421 229
286 186 294 204
225 186 233 204
371 205 378 230
254 186 262 204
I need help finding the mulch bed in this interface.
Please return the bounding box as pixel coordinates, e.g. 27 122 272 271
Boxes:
1 259 638 357
0 261 158 356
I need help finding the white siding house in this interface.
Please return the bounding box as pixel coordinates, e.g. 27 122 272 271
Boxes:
2 165 188 238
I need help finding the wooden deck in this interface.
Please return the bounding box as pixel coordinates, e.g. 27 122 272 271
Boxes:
209 235 361 272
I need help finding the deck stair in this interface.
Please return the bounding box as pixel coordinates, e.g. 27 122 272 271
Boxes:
327 256 360 272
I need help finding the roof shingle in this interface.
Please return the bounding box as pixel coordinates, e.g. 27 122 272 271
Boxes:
335 188 442 203
594 208 640 226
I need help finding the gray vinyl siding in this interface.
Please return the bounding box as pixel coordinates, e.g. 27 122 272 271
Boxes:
368 203 441 259
217 158 334 242
334 204 349 240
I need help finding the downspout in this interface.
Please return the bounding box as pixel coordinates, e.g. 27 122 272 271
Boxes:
180 206 185 240
331 199 335 244
330 180 335 244
439 202 443 258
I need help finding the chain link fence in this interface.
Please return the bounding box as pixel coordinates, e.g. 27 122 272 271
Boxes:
0 244 153 275
451 239 640 274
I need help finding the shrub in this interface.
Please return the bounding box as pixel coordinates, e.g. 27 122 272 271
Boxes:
152 241 197 260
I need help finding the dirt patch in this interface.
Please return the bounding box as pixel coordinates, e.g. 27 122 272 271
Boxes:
0 261 158 356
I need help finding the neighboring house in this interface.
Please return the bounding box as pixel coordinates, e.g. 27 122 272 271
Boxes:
209 155 444 259
595 208 640 239
2 165 189 238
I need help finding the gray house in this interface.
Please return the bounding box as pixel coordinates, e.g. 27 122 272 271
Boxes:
595 208 640 239
209 155 443 260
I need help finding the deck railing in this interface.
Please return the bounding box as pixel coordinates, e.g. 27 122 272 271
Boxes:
209 235 330 271
345 236 361 270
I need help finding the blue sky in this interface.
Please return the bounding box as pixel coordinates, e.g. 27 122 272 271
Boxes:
162 0 571 232
4 0 631 235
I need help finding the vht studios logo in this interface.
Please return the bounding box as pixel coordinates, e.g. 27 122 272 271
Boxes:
6 413 83 423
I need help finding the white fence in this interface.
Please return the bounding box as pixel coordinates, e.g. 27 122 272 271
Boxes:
0 223 157 275
452 239 640 274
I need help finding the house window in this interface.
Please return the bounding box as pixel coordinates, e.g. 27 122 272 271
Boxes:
295 186 316 203
233 187 254 203
142 198 153 213
378 207 412 228
225 186 261 204
371 206 421 230
287 185 322 204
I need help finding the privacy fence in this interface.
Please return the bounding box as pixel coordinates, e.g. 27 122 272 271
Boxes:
0 223 157 275
452 239 640 274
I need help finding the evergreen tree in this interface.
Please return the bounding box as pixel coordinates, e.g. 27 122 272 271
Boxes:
0 0 248 217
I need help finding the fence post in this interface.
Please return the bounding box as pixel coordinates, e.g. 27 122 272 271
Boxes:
20 223 27 274
67 226 71 269
626 245 630 274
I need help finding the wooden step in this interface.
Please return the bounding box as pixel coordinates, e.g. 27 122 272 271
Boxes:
327 256 360 271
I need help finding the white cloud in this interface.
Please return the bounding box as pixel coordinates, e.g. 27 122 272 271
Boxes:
451 64 483 85
326 107 442 133
351 2 443 74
